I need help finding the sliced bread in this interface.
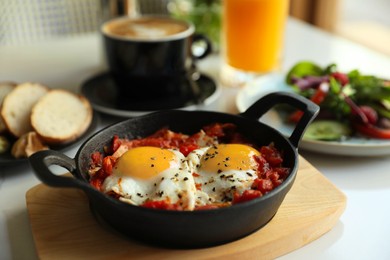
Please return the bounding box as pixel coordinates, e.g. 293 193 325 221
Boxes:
31 89 93 145
1 83 49 137
0 82 17 133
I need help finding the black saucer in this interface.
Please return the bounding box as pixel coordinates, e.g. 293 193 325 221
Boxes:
81 72 219 117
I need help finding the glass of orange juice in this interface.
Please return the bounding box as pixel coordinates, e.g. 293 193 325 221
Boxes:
221 0 289 87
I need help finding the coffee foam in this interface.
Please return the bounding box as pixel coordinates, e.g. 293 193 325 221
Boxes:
103 17 190 40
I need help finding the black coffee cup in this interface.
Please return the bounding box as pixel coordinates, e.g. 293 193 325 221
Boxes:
101 15 212 101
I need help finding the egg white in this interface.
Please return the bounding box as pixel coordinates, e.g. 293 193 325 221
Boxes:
187 146 259 206
102 149 198 210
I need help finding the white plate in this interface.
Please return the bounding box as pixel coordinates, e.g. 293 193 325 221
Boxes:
236 74 390 157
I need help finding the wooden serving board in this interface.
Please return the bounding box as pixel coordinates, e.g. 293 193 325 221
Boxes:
26 156 346 259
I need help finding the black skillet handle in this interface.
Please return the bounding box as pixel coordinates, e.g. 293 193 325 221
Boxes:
240 92 319 148
29 150 85 189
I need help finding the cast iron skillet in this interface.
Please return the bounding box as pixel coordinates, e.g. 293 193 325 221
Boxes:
29 92 319 248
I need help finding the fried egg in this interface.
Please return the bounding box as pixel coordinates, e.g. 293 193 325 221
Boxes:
102 146 197 210
187 144 260 206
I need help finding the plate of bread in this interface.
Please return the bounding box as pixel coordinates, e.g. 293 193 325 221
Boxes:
0 82 97 166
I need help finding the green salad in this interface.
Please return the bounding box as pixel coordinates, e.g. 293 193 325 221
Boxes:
285 61 390 140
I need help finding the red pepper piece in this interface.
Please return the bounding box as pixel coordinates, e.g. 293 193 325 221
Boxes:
289 82 329 123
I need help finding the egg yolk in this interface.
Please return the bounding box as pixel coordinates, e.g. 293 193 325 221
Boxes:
113 147 177 179
199 144 260 173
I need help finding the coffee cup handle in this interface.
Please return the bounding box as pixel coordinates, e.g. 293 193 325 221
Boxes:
191 34 212 59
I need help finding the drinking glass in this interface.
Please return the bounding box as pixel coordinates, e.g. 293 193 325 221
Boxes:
220 0 289 87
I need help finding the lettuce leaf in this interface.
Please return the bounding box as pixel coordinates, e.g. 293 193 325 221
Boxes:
285 61 324 84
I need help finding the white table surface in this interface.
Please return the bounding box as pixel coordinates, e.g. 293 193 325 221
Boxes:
1 18 390 260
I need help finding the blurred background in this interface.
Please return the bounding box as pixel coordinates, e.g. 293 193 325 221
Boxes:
0 0 389 56
290 0 390 56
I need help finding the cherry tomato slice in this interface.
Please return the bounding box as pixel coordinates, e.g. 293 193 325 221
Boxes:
354 123 390 139
331 72 349 86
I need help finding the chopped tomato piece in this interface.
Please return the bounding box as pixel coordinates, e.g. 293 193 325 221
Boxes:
260 145 284 167
195 205 221 210
254 154 270 176
273 167 290 179
179 143 199 156
90 168 108 191
141 200 183 210
128 138 172 149
90 175 103 190
203 123 236 138
233 190 262 204
111 135 122 153
267 171 280 182
252 178 274 194
90 151 103 166
102 156 116 175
